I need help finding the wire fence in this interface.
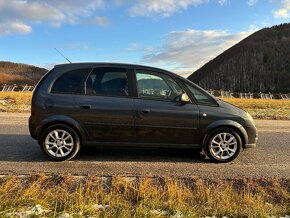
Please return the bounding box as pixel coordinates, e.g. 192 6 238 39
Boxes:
1 84 35 92
1 84 290 100
208 90 290 100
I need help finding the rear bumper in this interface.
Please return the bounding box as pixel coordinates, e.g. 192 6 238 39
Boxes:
29 115 37 140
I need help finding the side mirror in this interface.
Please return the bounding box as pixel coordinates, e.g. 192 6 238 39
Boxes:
180 93 190 103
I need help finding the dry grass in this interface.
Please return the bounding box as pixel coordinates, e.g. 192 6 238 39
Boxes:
0 92 289 120
222 98 290 120
0 73 35 85
0 92 32 113
0 175 289 217
0 73 25 85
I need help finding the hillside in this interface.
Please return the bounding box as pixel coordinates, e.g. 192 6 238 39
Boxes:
0 61 48 85
188 23 290 93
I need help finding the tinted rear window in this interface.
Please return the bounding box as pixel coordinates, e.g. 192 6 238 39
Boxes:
51 68 91 94
85 67 129 97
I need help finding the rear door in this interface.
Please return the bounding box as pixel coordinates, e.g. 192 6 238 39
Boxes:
133 69 200 145
75 66 136 143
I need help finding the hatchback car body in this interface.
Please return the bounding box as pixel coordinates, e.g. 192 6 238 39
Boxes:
29 63 257 162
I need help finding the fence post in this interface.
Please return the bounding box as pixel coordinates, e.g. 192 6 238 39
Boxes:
250 92 253 99
269 92 273 100
22 84 27 92
1 84 6 92
7 85 11 92
260 92 263 99
11 84 17 92
280 93 284 100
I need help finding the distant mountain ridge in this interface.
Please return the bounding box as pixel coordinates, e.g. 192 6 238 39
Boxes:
188 23 290 93
0 61 48 85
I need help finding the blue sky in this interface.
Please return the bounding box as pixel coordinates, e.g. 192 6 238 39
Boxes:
0 0 290 77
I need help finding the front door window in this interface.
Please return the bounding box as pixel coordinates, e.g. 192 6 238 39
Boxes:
136 71 183 101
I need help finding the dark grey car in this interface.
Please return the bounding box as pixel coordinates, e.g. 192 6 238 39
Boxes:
29 63 257 162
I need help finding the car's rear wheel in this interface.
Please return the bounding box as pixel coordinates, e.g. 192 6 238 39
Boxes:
40 124 81 161
205 128 242 163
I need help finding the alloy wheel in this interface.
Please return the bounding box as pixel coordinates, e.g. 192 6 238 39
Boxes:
44 129 74 158
209 132 238 160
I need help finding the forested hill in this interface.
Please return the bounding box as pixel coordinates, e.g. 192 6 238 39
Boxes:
0 61 48 85
188 23 290 93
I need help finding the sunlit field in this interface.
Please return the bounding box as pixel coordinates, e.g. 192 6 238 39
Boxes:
0 175 289 218
0 92 32 113
221 98 290 120
0 92 289 120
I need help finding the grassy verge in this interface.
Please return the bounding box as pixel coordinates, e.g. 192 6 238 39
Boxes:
0 175 290 217
222 98 290 120
0 92 289 120
0 92 31 113
0 175 289 218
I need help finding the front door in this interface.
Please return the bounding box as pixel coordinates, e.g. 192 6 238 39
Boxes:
134 70 200 145
75 67 136 143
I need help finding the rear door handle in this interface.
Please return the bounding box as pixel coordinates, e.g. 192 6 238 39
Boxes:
141 108 150 114
80 105 91 109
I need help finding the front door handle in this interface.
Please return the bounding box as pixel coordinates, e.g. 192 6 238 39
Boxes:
141 108 150 114
80 105 91 109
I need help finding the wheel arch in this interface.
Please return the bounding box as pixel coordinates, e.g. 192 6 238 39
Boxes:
36 115 86 144
202 120 248 151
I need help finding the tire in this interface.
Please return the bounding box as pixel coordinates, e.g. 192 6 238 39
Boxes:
40 124 81 161
205 127 242 163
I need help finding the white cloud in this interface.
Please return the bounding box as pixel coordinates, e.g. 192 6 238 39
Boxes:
0 0 105 35
247 0 258 6
0 0 65 23
273 0 290 18
140 27 257 76
43 0 105 23
0 21 32 36
218 0 229 6
274 8 289 18
126 0 209 17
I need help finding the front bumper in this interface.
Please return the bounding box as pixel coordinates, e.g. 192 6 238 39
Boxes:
245 136 258 148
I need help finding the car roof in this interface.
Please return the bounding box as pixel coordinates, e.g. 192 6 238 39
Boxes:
54 62 174 75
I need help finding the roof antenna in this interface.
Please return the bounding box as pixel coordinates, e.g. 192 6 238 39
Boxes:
54 48 72 63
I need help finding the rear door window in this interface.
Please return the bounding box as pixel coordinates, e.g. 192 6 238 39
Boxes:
85 67 129 97
51 68 91 94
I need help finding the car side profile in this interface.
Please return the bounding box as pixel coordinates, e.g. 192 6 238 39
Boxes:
29 63 257 162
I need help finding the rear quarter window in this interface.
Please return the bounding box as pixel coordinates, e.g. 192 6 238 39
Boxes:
51 68 91 94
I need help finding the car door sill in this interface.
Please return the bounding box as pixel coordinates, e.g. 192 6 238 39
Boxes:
82 141 200 149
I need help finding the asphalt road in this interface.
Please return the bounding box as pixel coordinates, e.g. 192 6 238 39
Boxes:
0 113 289 179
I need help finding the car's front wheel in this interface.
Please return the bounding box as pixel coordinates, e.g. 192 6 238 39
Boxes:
40 124 81 161
205 128 242 163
